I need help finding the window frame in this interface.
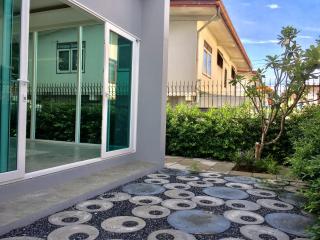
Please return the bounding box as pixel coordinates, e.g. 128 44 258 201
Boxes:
56 41 86 74
202 41 212 78
217 50 223 69
224 68 228 88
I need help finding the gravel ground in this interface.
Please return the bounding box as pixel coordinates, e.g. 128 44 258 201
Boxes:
0 169 313 240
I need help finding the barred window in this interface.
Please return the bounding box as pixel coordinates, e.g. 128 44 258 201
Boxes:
203 41 212 77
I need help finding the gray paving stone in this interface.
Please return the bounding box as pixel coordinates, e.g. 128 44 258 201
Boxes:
168 210 231 234
265 213 315 237
203 187 249 200
47 225 99 240
122 183 165 195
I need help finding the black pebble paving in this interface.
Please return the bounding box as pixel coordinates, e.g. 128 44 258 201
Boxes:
0 169 311 240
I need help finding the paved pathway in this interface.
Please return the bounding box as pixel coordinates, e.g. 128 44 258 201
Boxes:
0 166 313 240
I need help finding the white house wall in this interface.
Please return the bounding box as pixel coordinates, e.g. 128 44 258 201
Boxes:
168 20 197 84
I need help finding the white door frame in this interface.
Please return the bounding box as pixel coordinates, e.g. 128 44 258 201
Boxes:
101 22 140 159
0 0 30 183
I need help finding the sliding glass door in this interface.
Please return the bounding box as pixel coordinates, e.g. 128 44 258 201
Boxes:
101 25 138 158
0 0 28 182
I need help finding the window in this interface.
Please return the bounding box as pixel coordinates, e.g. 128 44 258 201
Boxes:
57 41 86 73
231 66 236 80
202 41 212 77
224 68 228 88
217 51 223 68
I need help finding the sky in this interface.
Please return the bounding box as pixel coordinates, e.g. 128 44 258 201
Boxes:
223 0 320 78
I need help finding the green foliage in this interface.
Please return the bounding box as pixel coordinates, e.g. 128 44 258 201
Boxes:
166 103 259 160
166 103 292 163
233 149 280 174
287 105 320 239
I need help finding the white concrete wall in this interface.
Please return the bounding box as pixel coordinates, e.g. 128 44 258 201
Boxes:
168 20 197 84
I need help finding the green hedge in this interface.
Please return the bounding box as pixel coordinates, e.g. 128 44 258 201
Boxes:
287 105 320 239
166 104 292 162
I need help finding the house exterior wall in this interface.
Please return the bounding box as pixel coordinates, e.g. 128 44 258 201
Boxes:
168 20 197 85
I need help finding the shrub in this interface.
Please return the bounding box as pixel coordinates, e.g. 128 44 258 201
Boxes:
166 103 291 163
287 105 320 239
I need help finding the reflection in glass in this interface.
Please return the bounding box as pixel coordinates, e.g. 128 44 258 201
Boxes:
107 31 133 151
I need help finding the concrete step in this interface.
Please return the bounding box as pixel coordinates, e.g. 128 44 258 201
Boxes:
0 160 159 235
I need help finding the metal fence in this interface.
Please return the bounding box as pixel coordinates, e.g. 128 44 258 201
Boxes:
167 80 320 109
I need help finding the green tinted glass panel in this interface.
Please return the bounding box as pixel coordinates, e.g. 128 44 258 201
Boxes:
0 0 21 173
107 31 132 151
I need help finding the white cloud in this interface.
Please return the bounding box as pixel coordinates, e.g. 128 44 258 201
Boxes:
241 38 278 45
267 4 280 9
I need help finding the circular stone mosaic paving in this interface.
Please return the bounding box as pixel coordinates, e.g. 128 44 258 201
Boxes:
132 205 170 219
161 199 197 210
129 196 162 205
164 189 195 199
99 192 131 202
278 192 306 207
177 176 200 181
203 187 249 200
122 183 165 195
47 224 99 240
144 178 169 185
191 196 224 207
223 210 264 225
48 211 92 226
224 176 257 184
256 199 294 211
199 172 222 178
265 213 315 237
167 210 231 234
164 183 191 190
225 182 253 190
203 177 227 184
76 200 113 212
159 168 189 176
225 200 261 211
240 225 289 240
147 229 196 240
246 189 277 198
101 216 146 233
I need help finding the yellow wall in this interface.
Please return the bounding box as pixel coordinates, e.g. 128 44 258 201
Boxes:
197 21 238 96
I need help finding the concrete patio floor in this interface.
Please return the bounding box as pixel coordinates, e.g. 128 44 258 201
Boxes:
0 164 313 240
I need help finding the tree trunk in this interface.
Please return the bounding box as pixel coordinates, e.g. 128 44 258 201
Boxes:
255 142 263 161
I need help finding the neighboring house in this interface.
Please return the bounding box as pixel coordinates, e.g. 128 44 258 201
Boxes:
0 0 169 233
304 71 320 105
168 0 254 108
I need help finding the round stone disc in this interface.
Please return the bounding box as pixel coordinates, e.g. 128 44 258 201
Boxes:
122 183 165 195
247 189 277 198
278 192 306 207
48 225 99 240
76 200 113 212
265 213 315 237
132 205 170 219
129 196 162 205
187 181 213 188
48 211 92 226
203 178 227 184
240 225 289 240
225 182 253 190
200 172 222 178
144 178 169 185
177 176 200 181
164 189 195 199
225 200 261 211
99 192 131 202
257 199 294 211
224 176 257 184
101 216 146 233
147 229 196 240
223 210 264 225
164 183 191 190
161 199 197 210
203 187 249 200
168 210 231 234
192 196 224 207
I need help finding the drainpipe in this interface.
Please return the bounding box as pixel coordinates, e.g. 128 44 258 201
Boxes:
196 6 221 105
